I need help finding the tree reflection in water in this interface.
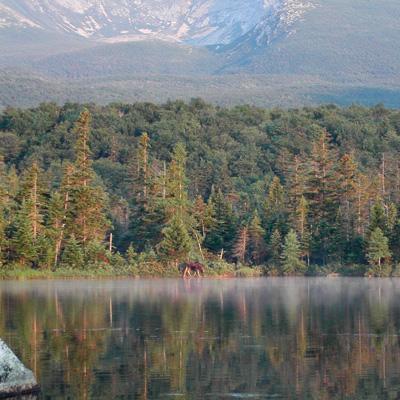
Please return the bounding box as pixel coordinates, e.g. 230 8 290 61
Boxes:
1 278 400 399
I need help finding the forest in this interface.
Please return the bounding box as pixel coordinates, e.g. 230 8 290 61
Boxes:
1 100 400 277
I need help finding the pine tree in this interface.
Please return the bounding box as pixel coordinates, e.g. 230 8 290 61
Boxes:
369 200 387 234
305 131 340 263
281 229 306 275
0 208 6 266
47 191 65 268
248 212 266 264
12 200 37 266
367 227 391 272
204 188 237 255
264 176 286 233
128 133 154 248
165 143 191 223
52 163 74 267
337 153 358 241
69 110 109 246
0 157 8 265
233 226 249 264
61 235 84 269
270 229 282 266
192 195 215 240
354 173 371 236
158 215 192 266
19 161 45 240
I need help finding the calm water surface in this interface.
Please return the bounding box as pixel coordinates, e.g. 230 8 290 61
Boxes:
1 278 400 399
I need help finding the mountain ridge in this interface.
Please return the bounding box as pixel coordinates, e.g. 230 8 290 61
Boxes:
1 0 400 108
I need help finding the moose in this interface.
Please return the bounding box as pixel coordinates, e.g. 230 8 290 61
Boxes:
178 261 205 278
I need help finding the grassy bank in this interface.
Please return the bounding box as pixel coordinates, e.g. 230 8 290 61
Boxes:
0 260 260 280
1 261 397 280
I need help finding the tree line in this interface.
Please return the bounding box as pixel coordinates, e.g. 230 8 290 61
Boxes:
1 101 400 275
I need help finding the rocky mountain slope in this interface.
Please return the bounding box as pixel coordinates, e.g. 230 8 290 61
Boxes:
1 0 400 108
0 0 313 46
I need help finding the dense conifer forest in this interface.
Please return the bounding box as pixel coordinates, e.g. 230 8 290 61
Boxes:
1 100 400 276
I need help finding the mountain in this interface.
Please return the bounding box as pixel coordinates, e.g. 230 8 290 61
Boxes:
0 0 296 45
0 0 400 108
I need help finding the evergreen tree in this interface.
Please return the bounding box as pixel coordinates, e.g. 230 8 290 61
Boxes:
12 200 37 266
305 131 340 264
19 161 45 241
158 215 192 266
281 229 306 275
233 226 249 264
0 157 7 265
61 235 84 269
367 228 391 274
47 191 65 268
0 208 6 266
204 188 237 255
165 143 191 223
248 212 266 264
269 229 282 266
69 110 109 245
264 176 287 233
369 200 387 233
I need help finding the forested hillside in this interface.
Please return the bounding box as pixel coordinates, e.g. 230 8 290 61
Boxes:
1 101 400 276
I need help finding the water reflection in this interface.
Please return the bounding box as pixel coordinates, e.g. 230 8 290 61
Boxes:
1 278 400 399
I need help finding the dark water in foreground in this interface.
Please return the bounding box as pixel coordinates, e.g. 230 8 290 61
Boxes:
1 278 400 399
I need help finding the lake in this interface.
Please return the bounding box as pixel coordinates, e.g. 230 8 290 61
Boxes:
1 278 400 399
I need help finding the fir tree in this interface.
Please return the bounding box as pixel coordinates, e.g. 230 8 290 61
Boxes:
233 226 249 264
248 212 266 264
305 131 340 264
158 215 192 266
19 161 45 240
204 188 237 255
270 229 282 266
367 227 391 273
165 143 191 223
61 235 84 269
69 110 109 245
12 200 37 266
264 176 286 233
280 229 306 275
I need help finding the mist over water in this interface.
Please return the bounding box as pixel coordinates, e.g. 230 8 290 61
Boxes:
1 278 400 399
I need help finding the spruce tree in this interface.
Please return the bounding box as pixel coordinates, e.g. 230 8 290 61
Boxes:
367 228 391 275
248 212 266 264
165 143 191 223
305 131 340 264
233 226 249 264
69 110 109 246
61 235 84 269
0 208 6 266
12 200 37 266
270 229 282 266
19 161 45 240
264 176 286 233
280 229 306 275
47 191 65 268
158 215 192 266
204 188 237 255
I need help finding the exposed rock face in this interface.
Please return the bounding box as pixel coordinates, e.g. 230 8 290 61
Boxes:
0 340 39 398
0 0 314 47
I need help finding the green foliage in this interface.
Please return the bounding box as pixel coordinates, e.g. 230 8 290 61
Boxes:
280 229 306 275
1 101 400 276
11 200 37 266
61 235 84 270
269 229 282 266
158 216 192 263
367 228 391 275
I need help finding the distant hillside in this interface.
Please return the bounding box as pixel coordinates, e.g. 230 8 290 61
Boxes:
1 0 400 107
